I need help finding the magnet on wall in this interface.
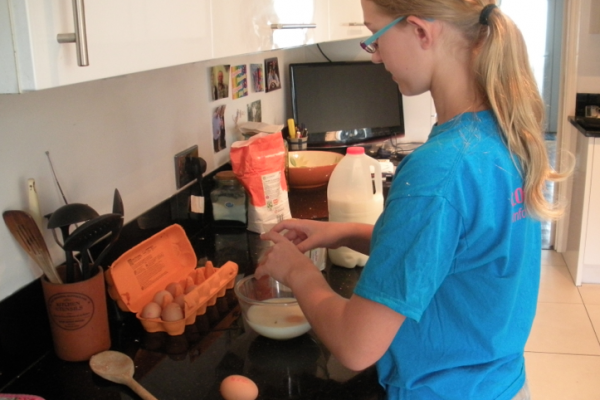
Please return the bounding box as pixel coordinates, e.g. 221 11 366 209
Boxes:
264 57 281 92
250 64 264 92
212 105 227 153
210 65 230 101
231 65 248 99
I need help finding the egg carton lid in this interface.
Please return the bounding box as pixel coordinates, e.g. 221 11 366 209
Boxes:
105 224 198 313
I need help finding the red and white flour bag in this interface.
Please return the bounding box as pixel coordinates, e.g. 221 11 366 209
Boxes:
230 132 291 233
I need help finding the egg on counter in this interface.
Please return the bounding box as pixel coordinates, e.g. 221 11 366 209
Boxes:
220 375 259 400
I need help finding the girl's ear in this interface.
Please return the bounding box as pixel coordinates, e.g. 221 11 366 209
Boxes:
405 16 435 50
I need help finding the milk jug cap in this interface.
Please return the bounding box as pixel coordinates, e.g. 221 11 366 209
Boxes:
346 147 365 155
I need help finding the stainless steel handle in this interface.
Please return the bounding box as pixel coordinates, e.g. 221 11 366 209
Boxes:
57 0 89 67
270 23 317 29
348 22 366 27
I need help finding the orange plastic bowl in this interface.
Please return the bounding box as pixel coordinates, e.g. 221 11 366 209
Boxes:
287 151 343 189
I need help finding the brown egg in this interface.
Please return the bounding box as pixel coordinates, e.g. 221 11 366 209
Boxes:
140 301 162 319
220 375 259 400
173 293 186 308
153 290 174 308
161 302 184 322
165 282 184 297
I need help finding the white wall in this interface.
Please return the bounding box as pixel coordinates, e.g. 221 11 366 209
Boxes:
0 38 432 301
0 46 311 301
577 0 600 91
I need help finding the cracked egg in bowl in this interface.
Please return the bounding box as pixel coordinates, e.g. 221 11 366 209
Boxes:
287 151 343 189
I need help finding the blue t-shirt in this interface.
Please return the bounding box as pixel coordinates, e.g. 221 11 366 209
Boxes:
354 111 541 400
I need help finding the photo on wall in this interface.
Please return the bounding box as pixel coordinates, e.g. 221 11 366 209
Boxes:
247 100 262 122
231 65 248 99
210 65 230 101
212 104 227 153
265 57 281 92
250 64 264 92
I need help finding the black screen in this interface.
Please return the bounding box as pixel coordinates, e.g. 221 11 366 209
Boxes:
290 61 404 146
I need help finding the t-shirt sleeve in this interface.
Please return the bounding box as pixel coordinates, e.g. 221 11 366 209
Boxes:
354 195 463 322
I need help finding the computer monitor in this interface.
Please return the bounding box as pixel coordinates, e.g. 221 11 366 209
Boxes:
289 61 404 147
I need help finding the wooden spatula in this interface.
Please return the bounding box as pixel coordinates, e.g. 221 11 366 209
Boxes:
3 210 62 284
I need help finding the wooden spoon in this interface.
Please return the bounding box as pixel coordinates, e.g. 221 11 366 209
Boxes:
90 351 158 400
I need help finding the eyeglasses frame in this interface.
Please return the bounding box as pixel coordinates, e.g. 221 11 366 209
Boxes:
360 16 406 53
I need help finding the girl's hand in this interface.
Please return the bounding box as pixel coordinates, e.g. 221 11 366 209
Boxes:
254 229 315 285
264 219 345 253
264 219 374 256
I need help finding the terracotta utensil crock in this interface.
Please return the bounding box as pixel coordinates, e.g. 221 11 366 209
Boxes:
41 265 111 361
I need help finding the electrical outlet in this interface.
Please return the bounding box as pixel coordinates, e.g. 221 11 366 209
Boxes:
174 145 199 189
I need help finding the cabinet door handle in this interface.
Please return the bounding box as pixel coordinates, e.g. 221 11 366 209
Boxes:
270 23 317 29
57 0 89 67
348 22 366 27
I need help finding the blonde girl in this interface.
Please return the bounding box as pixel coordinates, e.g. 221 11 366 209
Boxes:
256 1 565 399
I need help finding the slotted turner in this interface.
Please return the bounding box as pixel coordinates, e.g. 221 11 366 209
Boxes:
3 210 62 284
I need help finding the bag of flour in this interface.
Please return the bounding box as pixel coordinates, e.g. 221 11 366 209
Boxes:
230 132 291 233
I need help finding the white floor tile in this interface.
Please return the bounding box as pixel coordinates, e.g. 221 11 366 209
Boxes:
525 352 600 400
586 304 600 343
538 263 582 304
525 303 600 355
541 250 566 267
579 284 600 305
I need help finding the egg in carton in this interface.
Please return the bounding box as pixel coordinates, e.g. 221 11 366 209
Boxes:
105 224 238 336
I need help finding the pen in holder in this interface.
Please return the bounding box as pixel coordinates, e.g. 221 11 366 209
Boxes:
287 137 308 151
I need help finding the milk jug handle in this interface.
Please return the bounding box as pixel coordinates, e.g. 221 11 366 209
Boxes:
367 157 383 196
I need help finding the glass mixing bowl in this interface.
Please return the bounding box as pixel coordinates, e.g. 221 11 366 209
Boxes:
234 275 311 340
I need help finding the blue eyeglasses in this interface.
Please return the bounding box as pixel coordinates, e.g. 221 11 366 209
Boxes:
360 16 406 53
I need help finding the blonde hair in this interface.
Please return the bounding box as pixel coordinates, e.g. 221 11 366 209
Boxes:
369 0 570 220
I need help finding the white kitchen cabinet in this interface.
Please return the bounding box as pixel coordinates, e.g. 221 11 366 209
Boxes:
563 126 600 284
211 0 329 60
1 0 212 93
327 0 370 41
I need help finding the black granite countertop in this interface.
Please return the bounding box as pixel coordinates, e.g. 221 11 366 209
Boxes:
0 180 384 400
569 116 600 137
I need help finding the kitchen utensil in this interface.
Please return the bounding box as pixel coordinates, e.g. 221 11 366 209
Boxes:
27 178 43 229
112 188 124 216
47 203 99 283
90 350 158 400
63 213 123 281
287 150 343 189
45 150 69 205
43 265 111 361
3 210 62 284
93 214 123 270
234 275 311 340
90 351 158 400
287 137 308 151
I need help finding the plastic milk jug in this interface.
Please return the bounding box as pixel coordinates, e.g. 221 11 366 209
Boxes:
327 147 384 268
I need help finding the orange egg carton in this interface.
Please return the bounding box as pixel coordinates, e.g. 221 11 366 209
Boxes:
105 224 238 336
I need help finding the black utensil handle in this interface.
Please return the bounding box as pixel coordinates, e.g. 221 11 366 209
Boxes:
81 250 91 281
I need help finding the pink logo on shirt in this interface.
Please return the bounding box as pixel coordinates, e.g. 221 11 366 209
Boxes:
511 187 527 222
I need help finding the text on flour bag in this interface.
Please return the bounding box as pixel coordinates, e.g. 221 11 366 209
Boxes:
327 147 384 268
